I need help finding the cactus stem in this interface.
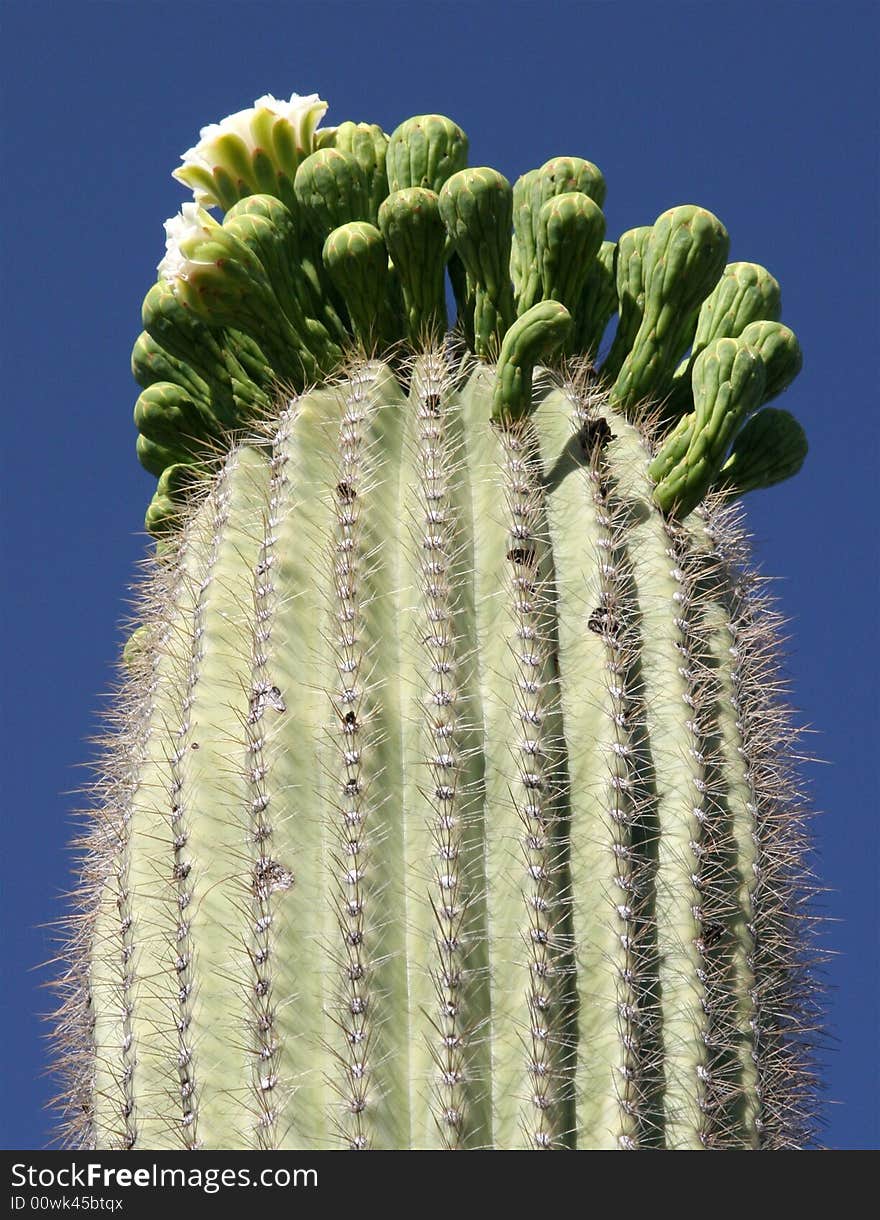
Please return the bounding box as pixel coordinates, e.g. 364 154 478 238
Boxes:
70 349 818 1149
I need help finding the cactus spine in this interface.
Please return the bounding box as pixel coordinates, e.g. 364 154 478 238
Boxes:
57 91 819 1150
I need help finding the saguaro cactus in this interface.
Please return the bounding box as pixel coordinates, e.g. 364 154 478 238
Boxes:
57 91 819 1150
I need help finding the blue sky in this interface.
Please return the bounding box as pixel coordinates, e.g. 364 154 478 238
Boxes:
1 0 877 1150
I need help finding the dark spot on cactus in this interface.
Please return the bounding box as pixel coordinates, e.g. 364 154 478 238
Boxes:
588 606 614 634
424 392 442 417
702 921 725 947
249 683 287 723
579 417 613 460
507 547 537 567
190 742 199 751
252 858 294 899
343 710 358 731
336 481 357 503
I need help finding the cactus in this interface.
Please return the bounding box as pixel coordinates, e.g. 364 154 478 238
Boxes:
56 90 821 1151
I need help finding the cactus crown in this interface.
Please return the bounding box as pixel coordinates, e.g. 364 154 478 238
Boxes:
134 91 806 534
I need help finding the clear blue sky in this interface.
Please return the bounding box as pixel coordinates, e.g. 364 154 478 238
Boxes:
1 0 877 1150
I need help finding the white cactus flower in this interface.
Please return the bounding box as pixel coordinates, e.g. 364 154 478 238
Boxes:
173 92 330 208
157 202 220 280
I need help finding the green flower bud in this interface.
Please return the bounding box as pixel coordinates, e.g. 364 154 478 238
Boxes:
322 222 393 350
386 114 468 194
715 407 808 498
513 156 606 312
665 262 783 418
136 434 187 479
159 203 319 387
610 205 730 414
294 148 371 243
378 188 448 344
531 191 605 320
333 122 390 224
491 301 572 424
737 320 803 403
131 330 211 405
438 167 515 359
144 462 204 536
134 382 223 463
650 335 766 518
572 239 618 359
224 195 345 369
600 225 652 380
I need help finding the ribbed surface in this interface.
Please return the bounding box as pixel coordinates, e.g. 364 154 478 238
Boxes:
77 355 817 1150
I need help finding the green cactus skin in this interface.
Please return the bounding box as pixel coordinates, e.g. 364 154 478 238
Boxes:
70 353 819 1150
57 98 821 1152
